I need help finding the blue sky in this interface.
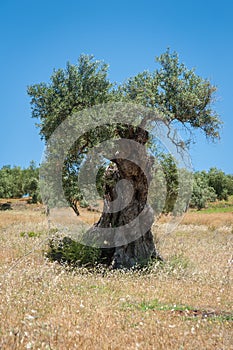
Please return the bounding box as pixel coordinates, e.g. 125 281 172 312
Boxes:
0 0 232 173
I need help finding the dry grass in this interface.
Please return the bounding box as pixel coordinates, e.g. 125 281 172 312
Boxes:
0 202 232 349
180 211 233 228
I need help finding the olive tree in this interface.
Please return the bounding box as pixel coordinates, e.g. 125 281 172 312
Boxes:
28 50 221 268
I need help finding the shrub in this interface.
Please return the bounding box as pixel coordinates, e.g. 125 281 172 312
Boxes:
79 199 89 208
46 236 101 267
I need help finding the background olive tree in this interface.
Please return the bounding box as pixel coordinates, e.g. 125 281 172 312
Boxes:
0 161 40 202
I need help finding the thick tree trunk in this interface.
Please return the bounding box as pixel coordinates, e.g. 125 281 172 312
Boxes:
86 126 163 269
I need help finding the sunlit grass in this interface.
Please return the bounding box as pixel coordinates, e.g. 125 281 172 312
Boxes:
0 201 232 349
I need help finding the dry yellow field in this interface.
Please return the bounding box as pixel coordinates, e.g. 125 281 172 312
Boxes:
0 202 232 349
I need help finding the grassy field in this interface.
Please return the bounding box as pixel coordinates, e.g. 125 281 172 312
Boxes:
0 200 232 349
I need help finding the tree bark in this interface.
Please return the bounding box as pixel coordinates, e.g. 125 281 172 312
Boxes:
86 126 163 269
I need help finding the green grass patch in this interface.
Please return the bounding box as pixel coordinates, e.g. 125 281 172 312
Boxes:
210 314 233 322
122 299 193 312
20 231 42 238
122 299 233 322
197 206 233 214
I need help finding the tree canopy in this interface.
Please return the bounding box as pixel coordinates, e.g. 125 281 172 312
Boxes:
28 50 221 144
122 50 221 142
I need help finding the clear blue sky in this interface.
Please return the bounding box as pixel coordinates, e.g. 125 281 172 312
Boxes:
0 0 232 173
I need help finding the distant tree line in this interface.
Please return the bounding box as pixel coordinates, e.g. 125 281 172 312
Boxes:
190 168 233 210
0 161 233 210
0 161 40 203
158 159 233 212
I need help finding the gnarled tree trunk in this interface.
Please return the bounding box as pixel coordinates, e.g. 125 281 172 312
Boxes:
86 126 163 269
